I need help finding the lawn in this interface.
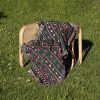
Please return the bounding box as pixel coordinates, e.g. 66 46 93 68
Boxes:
0 0 100 100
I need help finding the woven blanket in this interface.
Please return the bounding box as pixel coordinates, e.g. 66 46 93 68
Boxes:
22 21 76 85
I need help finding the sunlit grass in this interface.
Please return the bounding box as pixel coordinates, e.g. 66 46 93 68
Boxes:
0 0 100 100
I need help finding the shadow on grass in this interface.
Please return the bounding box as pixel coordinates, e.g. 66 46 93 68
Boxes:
0 12 7 19
74 39 93 62
0 87 3 93
64 39 93 77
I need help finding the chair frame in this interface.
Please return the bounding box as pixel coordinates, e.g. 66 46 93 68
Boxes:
19 22 82 69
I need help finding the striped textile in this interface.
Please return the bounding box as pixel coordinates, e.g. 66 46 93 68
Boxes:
22 21 76 85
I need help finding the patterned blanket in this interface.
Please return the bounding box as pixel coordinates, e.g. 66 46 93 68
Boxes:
22 21 76 85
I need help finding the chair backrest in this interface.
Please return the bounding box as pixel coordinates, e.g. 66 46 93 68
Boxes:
19 22 39 67
22 23 39 43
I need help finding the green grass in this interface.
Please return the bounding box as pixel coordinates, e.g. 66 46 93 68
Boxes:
0 0 100 100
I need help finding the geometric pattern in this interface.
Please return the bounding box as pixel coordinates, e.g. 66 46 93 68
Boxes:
22 21 76 85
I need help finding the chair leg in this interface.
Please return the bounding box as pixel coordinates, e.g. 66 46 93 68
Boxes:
19 26 25 67
71 41 75 69
78 27 82 64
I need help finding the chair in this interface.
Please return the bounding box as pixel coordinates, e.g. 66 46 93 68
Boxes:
19 21 82 68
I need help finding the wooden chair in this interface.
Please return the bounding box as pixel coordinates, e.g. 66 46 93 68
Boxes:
19 22 82 68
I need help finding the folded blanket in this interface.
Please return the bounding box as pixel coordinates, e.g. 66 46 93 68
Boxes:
22 21 76 85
